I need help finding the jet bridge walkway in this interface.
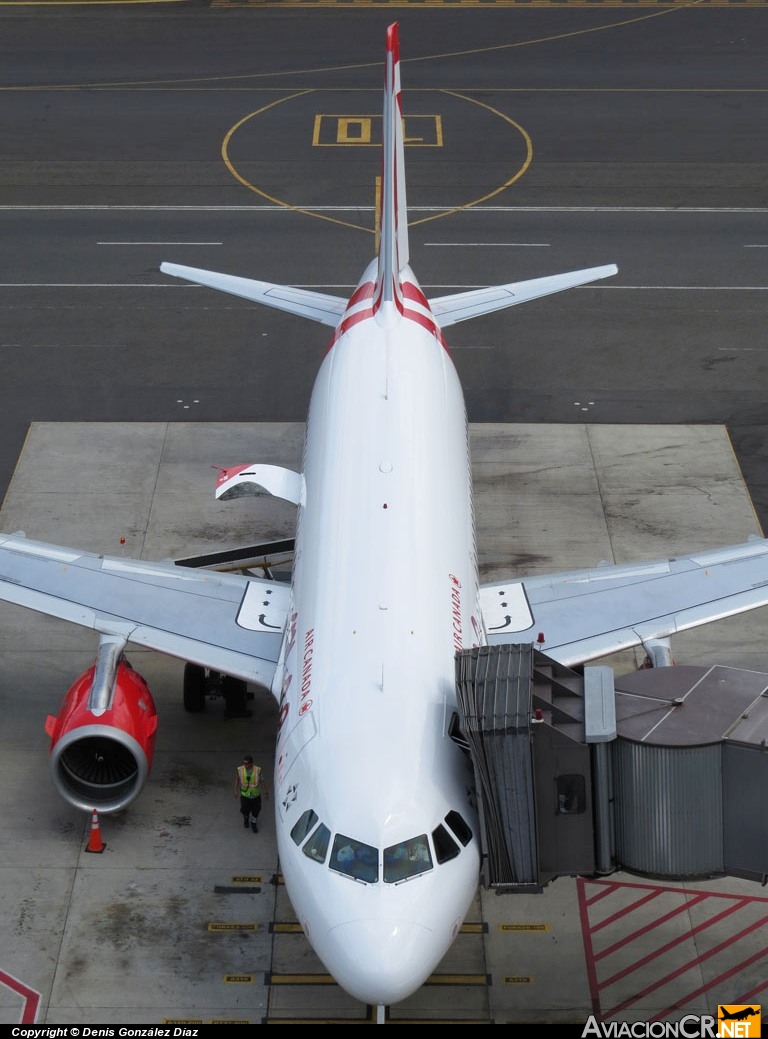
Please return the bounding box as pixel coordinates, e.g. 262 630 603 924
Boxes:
455 644 768 891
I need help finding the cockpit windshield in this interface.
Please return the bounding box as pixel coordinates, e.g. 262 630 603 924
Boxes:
383 835 432 883
289 808 473 885
330 833 379 883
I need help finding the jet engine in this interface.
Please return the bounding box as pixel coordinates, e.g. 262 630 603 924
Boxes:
45 637 158 814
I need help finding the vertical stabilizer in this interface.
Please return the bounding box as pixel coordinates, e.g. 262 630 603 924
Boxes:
160 21 616 336
374 22 409 315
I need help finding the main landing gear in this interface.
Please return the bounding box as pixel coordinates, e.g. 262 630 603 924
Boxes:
183 663 252 717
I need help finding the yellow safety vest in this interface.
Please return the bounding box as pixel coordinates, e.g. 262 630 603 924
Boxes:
238 765 261 797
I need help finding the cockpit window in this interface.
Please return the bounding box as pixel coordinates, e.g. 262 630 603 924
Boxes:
330 834 379 883
303 822 331 864
431 824 460 864
293 812 470 879
445 810 473 846
383 834 433 883
291 809 319 846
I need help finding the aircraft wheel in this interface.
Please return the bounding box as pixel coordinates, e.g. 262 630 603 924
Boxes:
183 663 206 712
222 676 250 718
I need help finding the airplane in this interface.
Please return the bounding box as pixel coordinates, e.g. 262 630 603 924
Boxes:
3 21 768 1019
718 1008 761 1021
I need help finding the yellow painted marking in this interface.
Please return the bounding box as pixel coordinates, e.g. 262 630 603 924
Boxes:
425 973 489 986
312 114 442 148
232 874 261 883
268 972 490 997
224 974 254 984
224 94 529 235
272 919 485 935
162 1022 204 1026
499 922 551 932
505 975 533 985
406 115 443 146
270 973 338 985
208 922 258 931
338 117 372 144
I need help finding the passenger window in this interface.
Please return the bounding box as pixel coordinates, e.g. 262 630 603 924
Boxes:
330 834 379 883
445 810 473 846
303 822 331 863
383 835 433 883
291 809 318 846
432 824 460 864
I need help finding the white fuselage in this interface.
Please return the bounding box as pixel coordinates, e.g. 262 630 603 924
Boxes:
272 260 482 1006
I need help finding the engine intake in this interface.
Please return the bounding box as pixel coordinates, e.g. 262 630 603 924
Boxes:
46 657 158 814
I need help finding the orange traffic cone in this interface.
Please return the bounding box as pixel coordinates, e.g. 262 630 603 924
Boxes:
85 808 106 854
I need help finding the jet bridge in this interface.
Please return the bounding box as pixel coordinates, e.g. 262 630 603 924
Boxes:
455 644 768 891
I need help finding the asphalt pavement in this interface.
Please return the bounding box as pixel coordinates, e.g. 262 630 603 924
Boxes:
1 2 768 1026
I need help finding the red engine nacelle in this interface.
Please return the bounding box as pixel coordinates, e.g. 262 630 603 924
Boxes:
45 659 158 814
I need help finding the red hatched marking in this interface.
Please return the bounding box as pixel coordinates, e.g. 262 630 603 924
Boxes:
0 970 40 1024
578 877 768 1022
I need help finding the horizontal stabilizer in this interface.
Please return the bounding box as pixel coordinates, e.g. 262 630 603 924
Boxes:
430 264 618 327
160 262 347 327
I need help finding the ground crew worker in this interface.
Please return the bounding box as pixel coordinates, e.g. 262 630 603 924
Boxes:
234 754 268 832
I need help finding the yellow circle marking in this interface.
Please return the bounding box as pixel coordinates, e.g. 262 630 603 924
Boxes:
413 90 533 229
218 0 708 233
221 90 371 233
222 89 532 234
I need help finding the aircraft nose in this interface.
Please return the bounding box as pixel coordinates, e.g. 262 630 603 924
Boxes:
326 918 439 1005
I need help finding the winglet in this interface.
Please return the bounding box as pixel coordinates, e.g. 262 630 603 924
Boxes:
374 22 409 317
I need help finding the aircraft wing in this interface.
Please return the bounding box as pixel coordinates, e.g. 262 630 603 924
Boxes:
160 262 347 327
479 537 768 666
0 532 288 687
430 264 618 327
